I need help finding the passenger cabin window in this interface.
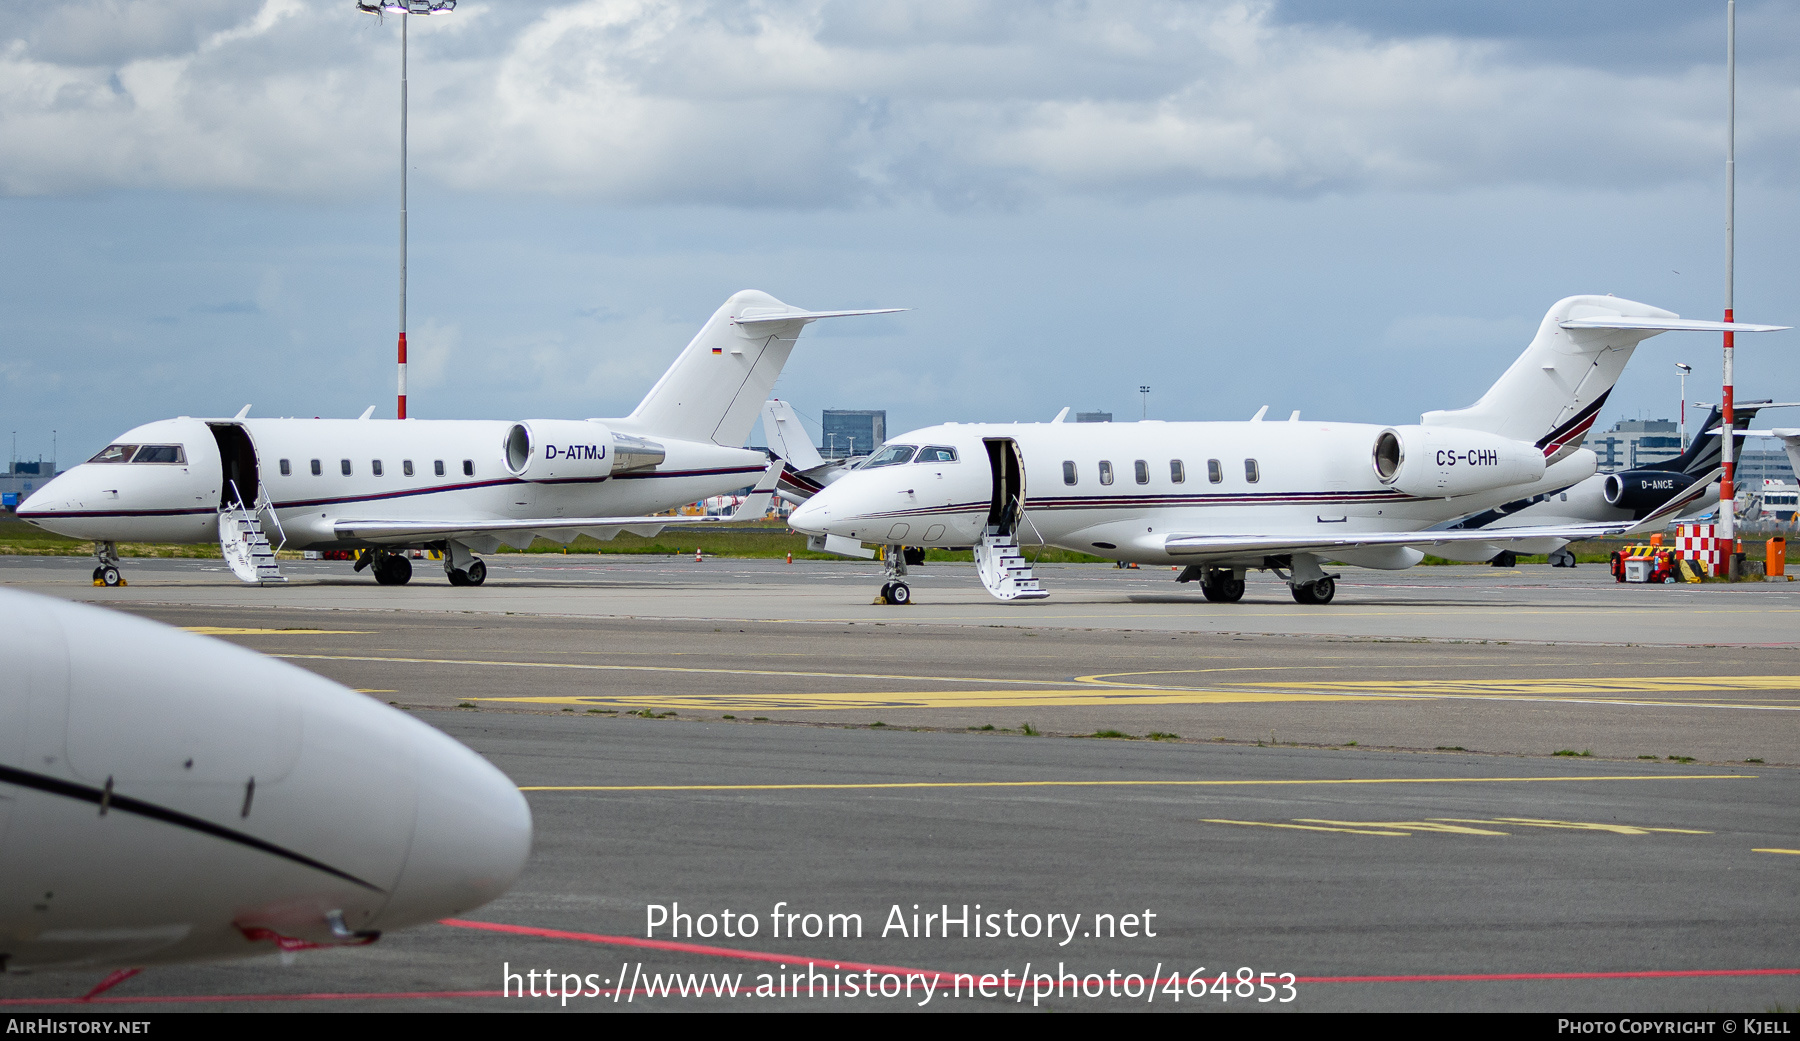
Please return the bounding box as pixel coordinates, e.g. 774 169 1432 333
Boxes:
403 460 414 477
463 459 474 476
1207 459 1222 484
434 460 445 477
311 459 322 476
1062 460 1078 485
1170 459 1185 483
1244 458 1260 483
371 460 383 477
341 459 353 476
1099 460 1115 486
279 459 291 476
916 446 958 463
1133 459 1149 485
866 444 918 467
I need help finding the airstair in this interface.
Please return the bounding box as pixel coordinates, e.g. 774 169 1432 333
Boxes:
219 485 286 584
974 527 1048 601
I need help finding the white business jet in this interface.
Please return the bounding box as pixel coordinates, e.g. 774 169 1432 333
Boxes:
0 588 531 970
789 295 1785 606
19 291 897 587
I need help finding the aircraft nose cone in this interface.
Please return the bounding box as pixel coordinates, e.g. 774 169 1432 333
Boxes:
17 484 60 516
375 728 533 929
789 496 830 534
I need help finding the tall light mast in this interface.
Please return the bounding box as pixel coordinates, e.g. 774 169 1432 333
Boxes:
357 0 455 419
1676 362 1692 448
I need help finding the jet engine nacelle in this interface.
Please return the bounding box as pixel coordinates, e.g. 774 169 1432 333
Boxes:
503 421 665 482
1603 470 1697 516
1373 426 1546 498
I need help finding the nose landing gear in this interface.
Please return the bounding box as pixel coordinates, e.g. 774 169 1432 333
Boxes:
91 541 125 587
872 543 913 605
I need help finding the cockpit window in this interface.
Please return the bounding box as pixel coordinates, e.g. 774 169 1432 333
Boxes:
917 446 958 463
131 445 186 465
88 444 139 464
866 444 918 468
87 444 186 464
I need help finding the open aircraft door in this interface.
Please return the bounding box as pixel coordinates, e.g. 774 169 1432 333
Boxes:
207 423 262 510
207 422 286 584
983 437 1025 537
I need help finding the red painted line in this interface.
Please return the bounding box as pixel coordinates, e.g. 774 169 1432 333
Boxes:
440 917 956 981
0 990 505 1006
1297 968 1800 983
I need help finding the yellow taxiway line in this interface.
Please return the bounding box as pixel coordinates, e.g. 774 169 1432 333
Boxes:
520 774 1752 793
267 653 1800 711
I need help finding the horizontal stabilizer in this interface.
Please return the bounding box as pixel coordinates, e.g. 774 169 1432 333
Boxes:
1559 316 1790 333
732 307 905 326
336 463 783 544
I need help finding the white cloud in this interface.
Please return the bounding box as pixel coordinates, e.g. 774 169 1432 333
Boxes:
0 0 1794 203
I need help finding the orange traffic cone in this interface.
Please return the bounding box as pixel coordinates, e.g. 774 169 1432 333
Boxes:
694 547 703 562
786 551 793 564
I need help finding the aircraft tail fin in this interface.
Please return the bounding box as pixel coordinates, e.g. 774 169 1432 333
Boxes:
761 399 825 470
1421 297 1785 463
611 291 901 447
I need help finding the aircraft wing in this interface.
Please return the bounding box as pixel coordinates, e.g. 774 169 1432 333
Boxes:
335 463 783 544
1161 472 1716 558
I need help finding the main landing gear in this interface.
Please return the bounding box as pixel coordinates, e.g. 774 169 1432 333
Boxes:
447 559 487 587
443 540 487 587
1289 575 1336 604
1176 565 1246 602
1276 554 1338 605
91 541 125 587
354 549 415 586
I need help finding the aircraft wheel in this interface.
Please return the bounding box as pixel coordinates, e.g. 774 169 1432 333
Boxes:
101 565 123 588
92 566 104 581
464 559 487 586
1491 551 1518 568
887 581 911 605
1220 577 1245 602
1550 548 1577 568
447 568 470 587
1291 577 1335 604
374 555 413 586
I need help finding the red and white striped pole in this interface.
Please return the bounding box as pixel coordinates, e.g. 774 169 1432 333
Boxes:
397 11 409 420
1719 0 1736 570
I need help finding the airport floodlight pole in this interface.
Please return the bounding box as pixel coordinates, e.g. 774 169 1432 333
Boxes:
1140 385 1151 419
1721 0 1737 563
357 0 455 420
1676 363 1692 447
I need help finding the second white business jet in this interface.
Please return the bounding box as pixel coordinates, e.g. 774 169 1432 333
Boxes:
20 291 896 587
790 295 1783 605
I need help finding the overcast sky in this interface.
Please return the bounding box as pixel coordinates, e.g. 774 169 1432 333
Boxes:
3 0 1797 460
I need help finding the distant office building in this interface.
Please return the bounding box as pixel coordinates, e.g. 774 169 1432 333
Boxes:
0 459 57 511
1586 419 1682 473
1736 444 1796 487
822 409 885 459
1075 411 1112 423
